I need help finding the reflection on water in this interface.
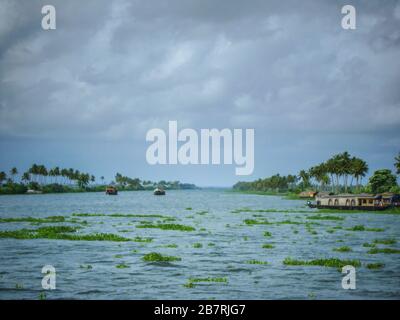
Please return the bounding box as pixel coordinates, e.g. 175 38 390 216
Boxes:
0 190 399 299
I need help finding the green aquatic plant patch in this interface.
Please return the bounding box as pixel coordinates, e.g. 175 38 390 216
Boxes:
243 219 270 225
333 246 352 252
373 238 396 245
306 215 344 221
0 216 81 224
367 248 400 254
246 260 268 265
262 244 274 249
72 213 169 218
347 225 384 232
142 252 181 262
136 223 195 231
283 257 361 268
0 226 131 242
133 236 153 243
366 263 385 269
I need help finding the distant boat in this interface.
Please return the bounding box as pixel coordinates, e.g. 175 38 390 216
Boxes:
153 188 165 196
106 186 118 195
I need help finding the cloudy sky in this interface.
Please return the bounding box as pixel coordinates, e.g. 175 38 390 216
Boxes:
0 0 399 186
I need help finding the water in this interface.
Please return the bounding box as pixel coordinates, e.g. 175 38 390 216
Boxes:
0 190 399 299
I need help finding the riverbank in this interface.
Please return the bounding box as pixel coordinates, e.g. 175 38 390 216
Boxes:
0 183 199 195
227 189 312 200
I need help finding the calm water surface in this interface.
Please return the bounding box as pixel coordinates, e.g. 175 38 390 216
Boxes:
0 190 399 299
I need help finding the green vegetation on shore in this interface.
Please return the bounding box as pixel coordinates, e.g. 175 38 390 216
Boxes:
232 151 400 196
0 164 197 195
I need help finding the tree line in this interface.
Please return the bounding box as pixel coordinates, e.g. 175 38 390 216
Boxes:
0 164 96 189
0 165 197 194
233 152 400 194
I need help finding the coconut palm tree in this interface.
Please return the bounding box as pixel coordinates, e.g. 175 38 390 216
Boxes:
395 152 400 175
352 158 368 192
298 170 310 191
22 172 30 184
10 167 18 183
0 171 6 186
53 167 60 184
100 176 105 185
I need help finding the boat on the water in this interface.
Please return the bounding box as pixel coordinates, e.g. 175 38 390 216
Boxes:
153 188 165 195
307 193 400 211
105 186 118 195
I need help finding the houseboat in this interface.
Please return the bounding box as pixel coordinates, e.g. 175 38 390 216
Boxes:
153 187 165 195
307 193 400 211
105 186 118 195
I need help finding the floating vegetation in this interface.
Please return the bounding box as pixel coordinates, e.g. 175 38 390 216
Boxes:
136 223 195 232
80 264 93 269
38 292 46 300
363 242 376 248
208 243 215 247
276 220 303 225
72 213 169 219
262 244 274 249
193 243 203 248
190 277 228 284
333 246 352 252
133 236 153 243
373 238 397 245
163 244 178 248
185 207 193 210
0 226 131 242
115 263 129 269
366 263 385 269
283 257 361 268
142 252 181 262
326 229 335 234
347 225 384 232
244 219 270 225
233 208 311 214
114 254 124 258
367 248 400 254
188 277 228 284
306 215 344 221
263 231 272 237
196 211 208 215
0 216 69 224
246 259 267 265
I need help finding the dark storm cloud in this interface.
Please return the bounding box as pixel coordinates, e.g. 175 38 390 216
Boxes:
0 0 399 184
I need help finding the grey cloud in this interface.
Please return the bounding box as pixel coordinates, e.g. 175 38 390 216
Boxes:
0 0 399 184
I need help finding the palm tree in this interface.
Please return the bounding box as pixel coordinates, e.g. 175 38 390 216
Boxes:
298 170 310 191
53 167 60 184
10 167 18 183
395 152 400 175
352 158 368 192
90 175 95 185
0 171 6 186
100 176 105 185
22 172 30 184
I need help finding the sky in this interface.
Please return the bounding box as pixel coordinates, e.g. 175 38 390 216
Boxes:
0 0 399 187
